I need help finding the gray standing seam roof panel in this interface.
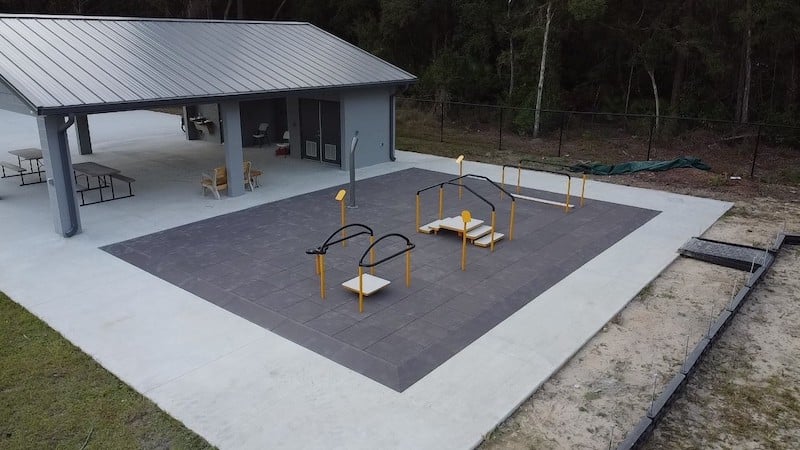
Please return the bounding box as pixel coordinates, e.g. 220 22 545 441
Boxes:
0 15 416 114
51 20 172 100
23 20 140 102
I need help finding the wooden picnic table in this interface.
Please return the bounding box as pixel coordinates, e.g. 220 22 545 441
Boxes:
2 147 45 185
72 162 132 206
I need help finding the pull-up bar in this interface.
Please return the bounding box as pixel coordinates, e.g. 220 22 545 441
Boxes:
500 159 587 211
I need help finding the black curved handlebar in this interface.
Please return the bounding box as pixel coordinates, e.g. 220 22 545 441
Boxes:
358 233 415 268
305 223 374 255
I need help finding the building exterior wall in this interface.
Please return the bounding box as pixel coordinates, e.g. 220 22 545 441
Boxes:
340 86 395 170
178 86 399 171
239 98 287 147
286 96 300 157
0 80 33 115
286 91 341 163
183 104 222 143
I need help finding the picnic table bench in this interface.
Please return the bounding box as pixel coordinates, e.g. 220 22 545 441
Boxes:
1 148 46 185
72 162 135 206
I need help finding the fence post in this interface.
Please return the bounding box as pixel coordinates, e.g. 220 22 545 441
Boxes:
440 101 444 143
558 112 566 157
498 107 503 151
646 115 656 160
750 125 762 178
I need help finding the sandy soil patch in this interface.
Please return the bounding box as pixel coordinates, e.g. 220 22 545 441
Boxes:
480 193 800 449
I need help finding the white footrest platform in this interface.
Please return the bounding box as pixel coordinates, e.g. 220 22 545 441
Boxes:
473 232 505 247
438 216 484 232
342 273 391 296
465 225 494 241
419 219 444 234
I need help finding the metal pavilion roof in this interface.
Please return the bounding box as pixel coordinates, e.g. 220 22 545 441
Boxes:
0 15 416 115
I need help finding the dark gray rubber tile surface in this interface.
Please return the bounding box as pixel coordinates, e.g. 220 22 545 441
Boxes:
103 168 659 391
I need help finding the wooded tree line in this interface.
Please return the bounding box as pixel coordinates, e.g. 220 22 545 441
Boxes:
2 0 799 127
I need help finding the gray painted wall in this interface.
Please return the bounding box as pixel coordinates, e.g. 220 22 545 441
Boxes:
286 91 341 163
286 96 300 158
183 104 222 143
176 87 397 171
239 98 286 147
340 86 394 170
0 79 33 115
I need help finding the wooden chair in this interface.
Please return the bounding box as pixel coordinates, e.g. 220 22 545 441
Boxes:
243 160 258 191
245 160 263 189
201 166 227 199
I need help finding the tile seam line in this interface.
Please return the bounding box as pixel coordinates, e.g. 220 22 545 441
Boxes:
142 332 270 394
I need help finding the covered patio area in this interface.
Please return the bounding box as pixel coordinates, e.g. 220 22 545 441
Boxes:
0 109 370 242
0 15 415 237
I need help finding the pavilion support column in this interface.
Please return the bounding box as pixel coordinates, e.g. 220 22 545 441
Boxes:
220 101 245 197
75 114 93 155
38 115 81 237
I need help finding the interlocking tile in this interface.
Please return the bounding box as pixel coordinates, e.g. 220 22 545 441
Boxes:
334 322 394 349
280 300 329 323
366 333 425 366
104 168 658 392
305 310 358 335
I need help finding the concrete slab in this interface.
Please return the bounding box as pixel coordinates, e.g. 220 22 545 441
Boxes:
0 109 732 449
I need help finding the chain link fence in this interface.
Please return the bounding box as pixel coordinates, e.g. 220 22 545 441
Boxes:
396 97 800 183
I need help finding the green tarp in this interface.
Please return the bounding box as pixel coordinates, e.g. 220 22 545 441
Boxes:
569 157 711 175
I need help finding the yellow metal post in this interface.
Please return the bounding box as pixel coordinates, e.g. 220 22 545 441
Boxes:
490 210 496 252
500 167 506 199
461 210 471 271
580 174 587 207
358 267 364 313
565 178 572 213
415 194 421 231
336 190 347 247
509 201 516 240
438 186 444 220
516 164 521 194
319 254 326 299
370 235 375 275
456 155 464 199
405 251 411 287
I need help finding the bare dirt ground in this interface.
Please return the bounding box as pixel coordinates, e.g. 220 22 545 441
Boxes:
399 111 800 448
478 176 800 449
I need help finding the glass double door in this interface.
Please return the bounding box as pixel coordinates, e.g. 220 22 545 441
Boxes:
300 99 341 166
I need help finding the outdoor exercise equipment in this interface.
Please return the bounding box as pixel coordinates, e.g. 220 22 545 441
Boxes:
348 131 359 208
335 189 347 246
500 159 588 211
306 223 375 299
341 233 415 313
461 210 471 271
415 174 516 250
455 154 464 199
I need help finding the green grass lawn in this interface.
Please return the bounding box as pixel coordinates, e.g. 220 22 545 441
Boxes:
0 292 213 449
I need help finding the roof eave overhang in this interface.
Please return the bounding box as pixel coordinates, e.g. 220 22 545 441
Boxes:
36 79 417 116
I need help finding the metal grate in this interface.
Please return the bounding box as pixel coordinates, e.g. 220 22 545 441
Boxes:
305 141 318 158
324 144 337 161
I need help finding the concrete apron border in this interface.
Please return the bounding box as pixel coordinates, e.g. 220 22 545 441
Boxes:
1 150 732 450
